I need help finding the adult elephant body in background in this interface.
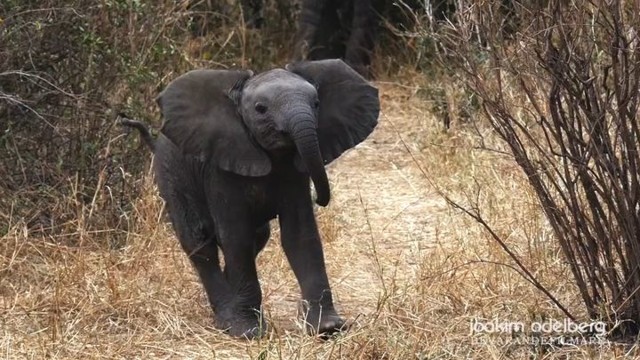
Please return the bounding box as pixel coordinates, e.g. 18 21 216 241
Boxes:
186 0 462 78
293 0 378 78
121 59 379 339
291 0 456 78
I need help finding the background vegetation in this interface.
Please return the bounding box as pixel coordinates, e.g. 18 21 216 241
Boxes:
2 0 639 358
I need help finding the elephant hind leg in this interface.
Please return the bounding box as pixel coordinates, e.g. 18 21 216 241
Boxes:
153 138 251 335
162 193 231 315
164 197 262 337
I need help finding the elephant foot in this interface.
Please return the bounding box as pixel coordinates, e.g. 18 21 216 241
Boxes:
214 308 268 339
301 303 347 337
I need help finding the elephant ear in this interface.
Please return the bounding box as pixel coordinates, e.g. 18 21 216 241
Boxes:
157 69 271 176
286 59 380 165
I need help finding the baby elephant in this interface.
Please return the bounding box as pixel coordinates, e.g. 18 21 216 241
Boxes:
121 59 379 339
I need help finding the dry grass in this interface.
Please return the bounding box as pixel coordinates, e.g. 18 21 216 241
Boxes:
2 70 639 359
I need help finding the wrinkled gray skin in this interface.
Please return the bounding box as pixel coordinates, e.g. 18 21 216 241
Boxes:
122 60 379 339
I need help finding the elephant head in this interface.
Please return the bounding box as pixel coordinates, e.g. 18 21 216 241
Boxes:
156 59 379 206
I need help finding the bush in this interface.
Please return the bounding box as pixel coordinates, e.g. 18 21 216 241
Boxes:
0 1 295 243
441 0 640 337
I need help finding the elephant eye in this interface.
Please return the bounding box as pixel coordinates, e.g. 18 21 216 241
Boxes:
255 103 268 114
313 100 320 109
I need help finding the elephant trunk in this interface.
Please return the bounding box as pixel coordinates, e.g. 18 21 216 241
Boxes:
289 115 330 206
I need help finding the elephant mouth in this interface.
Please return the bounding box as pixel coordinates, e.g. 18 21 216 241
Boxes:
266 136 293 150
274 132 295 148
254 126 294 150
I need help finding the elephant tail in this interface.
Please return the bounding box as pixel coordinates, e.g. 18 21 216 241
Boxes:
118 113 156 152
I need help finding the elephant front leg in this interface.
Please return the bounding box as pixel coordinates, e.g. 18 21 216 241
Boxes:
215 219 266 339
279 189 346 336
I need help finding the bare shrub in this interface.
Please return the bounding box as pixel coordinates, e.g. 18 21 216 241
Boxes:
440 0 640 336
0 1 296 243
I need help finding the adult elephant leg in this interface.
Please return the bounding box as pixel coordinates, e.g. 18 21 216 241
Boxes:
212 196 265 339
294 0 344 61
240 0 264 28
278 176 345 335
310 2 346 61
344 0 377 78
254 223 270 257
